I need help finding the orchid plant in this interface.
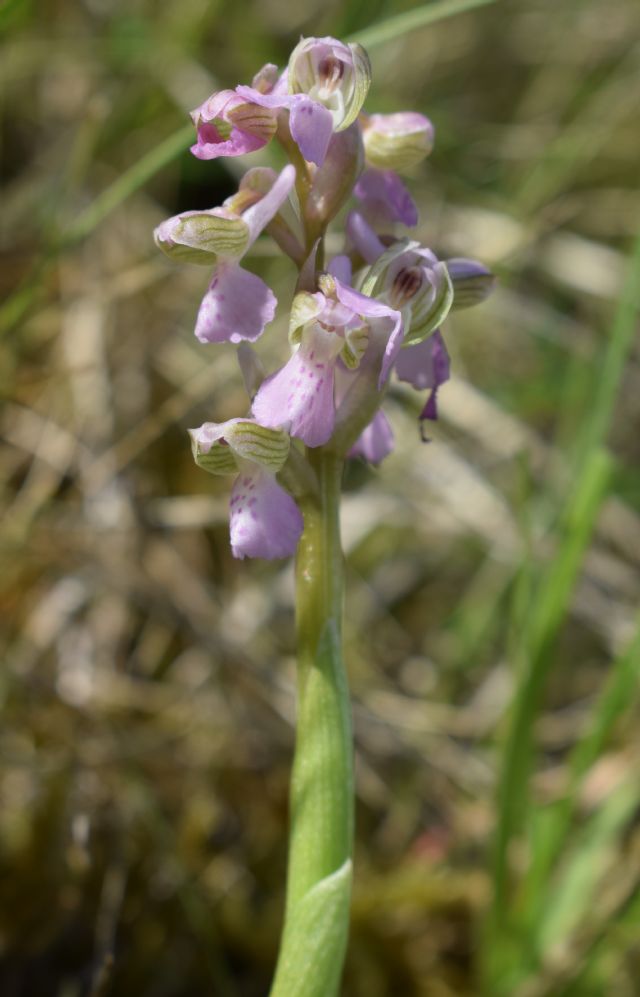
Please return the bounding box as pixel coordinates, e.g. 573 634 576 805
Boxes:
155 35 494 997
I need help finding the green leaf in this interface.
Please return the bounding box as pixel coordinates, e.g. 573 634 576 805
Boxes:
351 0 499 50
270 861 352 997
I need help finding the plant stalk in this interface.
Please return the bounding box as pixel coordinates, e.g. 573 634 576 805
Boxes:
270 448 354 997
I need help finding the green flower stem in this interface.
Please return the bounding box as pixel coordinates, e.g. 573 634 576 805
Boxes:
270 448 354 997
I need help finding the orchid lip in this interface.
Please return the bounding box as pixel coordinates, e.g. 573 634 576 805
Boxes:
390 266 424 306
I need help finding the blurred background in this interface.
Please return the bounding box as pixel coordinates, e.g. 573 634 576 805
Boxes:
2 0 640 994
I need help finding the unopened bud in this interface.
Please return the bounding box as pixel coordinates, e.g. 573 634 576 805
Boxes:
251 63 280 94
446 258 496 309
361 112 434 173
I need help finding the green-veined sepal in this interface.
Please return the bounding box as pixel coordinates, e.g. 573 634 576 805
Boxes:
338 44 372 131
402 262 454 346
190 419 291 476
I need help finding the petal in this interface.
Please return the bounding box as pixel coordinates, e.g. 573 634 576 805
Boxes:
242 164 296 247
419 390 440 423
332 278 404 387
328 254 353 284
235 84 292 110
346 211 386 264
289 97 334 165
190 89 236 126
191 121 267 160
195 263 276 344
379 315 406 387
395 330 450 390
349 409 394 464
354 169 418 227
236 85 334 165
229 467 303 560
252 329 340 447
190 90 277 160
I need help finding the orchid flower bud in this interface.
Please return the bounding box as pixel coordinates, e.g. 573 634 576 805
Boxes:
446 258 496 309
288 36 372 132
361 112 434 173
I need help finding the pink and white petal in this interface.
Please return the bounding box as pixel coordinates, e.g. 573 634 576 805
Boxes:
333 277 404 386
354 169 418 227
394 330 450 390
190 121 267 160
327 254 353 285
251 63 280 93
190 89 236 126
333 277 395 321
379 313 406 387
235 85 292 110
288 97 334 165
242 164 296 248
345 211 386 264
229 468 303 560
195 263 276 344
252 330 340 448
349 409 395 464
235 86 333 165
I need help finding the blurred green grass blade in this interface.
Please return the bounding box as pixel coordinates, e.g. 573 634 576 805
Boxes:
519 614 640 934
512 779 640 996
562 887 640 996
573 230 640 465
62 122 194 247
487 448 612 973
535 777 640 956
0 124 194 336
569 617 640 780
487 231 640 989
351 0 498 49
